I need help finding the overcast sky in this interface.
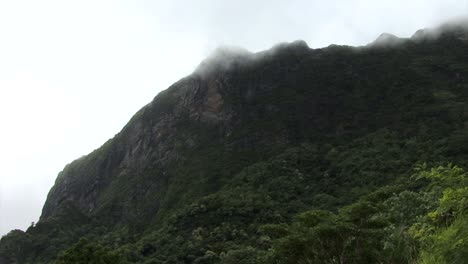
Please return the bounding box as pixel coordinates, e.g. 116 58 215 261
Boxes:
1 0 467 236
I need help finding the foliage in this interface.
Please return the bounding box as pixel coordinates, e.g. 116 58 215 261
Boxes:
54 239 126 264
262 164 468 264
408 164 468 263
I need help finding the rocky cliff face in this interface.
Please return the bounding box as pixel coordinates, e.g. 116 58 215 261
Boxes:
41 74 231 220
40 40 315 223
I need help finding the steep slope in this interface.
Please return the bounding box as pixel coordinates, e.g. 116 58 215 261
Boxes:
2 21 468 263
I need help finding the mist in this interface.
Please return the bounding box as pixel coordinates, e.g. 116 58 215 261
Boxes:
1 0 468 236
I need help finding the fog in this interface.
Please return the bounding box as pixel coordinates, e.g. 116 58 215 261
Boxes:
1 0 467 236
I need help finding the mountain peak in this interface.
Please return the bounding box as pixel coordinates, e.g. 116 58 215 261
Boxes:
195 40 310 78
370 32 405 47
411 18 468 41
194 46 253 78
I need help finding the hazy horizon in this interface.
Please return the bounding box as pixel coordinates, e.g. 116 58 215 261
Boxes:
1 0 467 236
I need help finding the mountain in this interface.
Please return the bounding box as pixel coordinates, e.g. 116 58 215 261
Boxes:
2 20 468 264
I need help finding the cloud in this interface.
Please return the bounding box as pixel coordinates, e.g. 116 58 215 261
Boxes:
411 17 468 41
194 46 253 78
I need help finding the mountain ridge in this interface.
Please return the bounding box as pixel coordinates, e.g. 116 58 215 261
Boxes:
2 20 468 263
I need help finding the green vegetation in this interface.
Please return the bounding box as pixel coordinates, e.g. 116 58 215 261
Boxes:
1 24 468 263
261 164 468 264
54 239 125 264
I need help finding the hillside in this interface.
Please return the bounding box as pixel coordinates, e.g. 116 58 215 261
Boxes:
1 21 468 263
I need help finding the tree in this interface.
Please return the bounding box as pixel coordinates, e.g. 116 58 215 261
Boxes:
54 238 126 264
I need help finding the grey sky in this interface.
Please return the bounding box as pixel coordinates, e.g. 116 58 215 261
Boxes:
1 0 467 236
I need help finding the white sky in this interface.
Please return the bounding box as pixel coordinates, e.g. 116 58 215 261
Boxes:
0 0 467 236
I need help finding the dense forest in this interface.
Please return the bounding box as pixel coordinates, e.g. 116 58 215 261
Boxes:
1 21 468 263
